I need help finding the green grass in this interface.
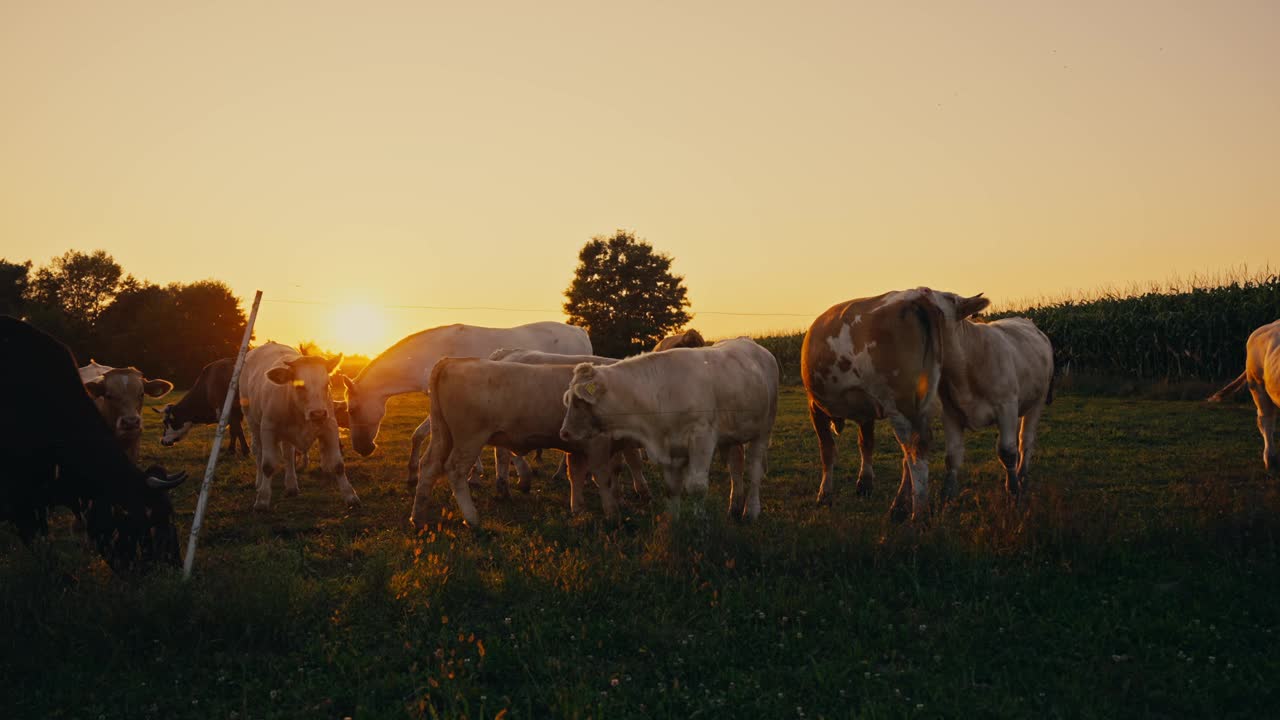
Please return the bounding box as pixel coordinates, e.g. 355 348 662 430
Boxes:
3 389 1279 719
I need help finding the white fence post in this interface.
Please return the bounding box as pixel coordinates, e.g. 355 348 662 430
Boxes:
183 290 262 579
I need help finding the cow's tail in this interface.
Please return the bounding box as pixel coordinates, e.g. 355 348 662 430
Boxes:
912 296 946 414
1207 371 1248 403
1045 369 1057 406
421 361 455 485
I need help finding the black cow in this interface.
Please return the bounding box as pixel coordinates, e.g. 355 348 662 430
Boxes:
157 357 249 454
0 316 188 571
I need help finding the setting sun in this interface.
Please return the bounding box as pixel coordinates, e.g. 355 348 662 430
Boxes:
330 302 389 357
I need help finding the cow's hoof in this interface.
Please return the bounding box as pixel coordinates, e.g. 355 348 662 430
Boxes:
285 487 299 498
855 479 873 497
517 479 533 494
815 491 833 507
888 502 910 524
253 500 271 512
409 515 428 532
1266 452 1280 474
345 495 362 508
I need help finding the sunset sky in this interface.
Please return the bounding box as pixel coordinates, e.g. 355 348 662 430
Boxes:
3 1 1277 356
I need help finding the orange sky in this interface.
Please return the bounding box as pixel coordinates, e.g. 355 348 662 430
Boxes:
3 1 1278 356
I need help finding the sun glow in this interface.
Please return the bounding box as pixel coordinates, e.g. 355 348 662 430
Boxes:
331 303 390 357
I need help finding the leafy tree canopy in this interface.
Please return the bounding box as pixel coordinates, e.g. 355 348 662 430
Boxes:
563 230 692 357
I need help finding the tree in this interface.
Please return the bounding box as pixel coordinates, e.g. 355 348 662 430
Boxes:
0 258 31 316
563 230 692 357
27 249 123 323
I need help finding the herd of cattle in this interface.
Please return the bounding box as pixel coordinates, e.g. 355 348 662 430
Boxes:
4 287 1280 573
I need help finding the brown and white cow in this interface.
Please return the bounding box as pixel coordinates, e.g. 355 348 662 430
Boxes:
1209 319 1280 471
79 360 174 463
926 291 1054 503
653 329 705 352
802 288 1053 522
240 342 358 511
410 359 631 529
560 338 779 521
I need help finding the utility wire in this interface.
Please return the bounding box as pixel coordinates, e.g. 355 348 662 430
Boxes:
262 297 817 318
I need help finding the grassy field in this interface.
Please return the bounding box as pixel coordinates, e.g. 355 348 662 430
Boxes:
3 387 1279 719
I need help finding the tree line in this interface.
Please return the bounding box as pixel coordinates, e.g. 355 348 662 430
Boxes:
2 250 247 386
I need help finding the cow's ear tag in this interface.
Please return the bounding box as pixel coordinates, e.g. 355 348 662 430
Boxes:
586 382 598 395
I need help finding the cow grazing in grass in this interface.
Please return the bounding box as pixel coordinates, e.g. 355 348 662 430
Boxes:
560 338 779 521
926 291 1054 503
79 360 173 462
157 357 249 455
411 359 634 529
1209 319 1280 471
653 329 705 352
341 322 590 488
240 343 358 510
1 316 188 570
490 348 649 497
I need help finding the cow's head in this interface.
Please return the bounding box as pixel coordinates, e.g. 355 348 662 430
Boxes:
918 289 990 324
340 374 383 456
266 354 343 424
157 403 193 446
85 368 173 443
560 363 609 443
86 464 189 570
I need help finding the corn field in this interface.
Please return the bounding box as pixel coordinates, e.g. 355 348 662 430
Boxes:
751 273 1280 386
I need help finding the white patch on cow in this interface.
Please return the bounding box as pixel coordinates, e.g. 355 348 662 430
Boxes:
853 314 862 324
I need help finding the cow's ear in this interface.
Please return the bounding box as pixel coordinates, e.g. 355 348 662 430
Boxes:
143 378 174 398
266 365 295 385
957 293 990 319
85 379 107 398
572 378 604 404
325 353 344 374
340 374 357 393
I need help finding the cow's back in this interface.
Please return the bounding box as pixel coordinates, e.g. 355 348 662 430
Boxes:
802 291 940 421
431 359 578 452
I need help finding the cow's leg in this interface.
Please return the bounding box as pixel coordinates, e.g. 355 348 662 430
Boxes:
810 401 839 505
1250 386 1279 472
855 418 876 497
624 447 650 499
889 457 912 523
940 407 966 505
320 427 359 507
443 441 485 527
591 448 620 520
406 416 432 488
512 453 535 493
493 448 511 498
254 427 281 510
551 456 568 484
889 413 931 523
994 405 1021 498
282 441 300 497
742 439 767 521
1016 402 1046 487
660 461 686 518
725 442 747 518
230 418 249 455
566 452 590 515
467 455 486 486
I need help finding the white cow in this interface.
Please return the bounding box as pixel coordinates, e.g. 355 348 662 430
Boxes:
490 348 650 498
341 322 591 487
559 337 779 520
240 343 358 510
1209 319 1280 471
922 290 1055 504
79 360 174 462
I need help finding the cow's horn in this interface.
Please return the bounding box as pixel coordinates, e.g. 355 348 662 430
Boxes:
146 470 189 490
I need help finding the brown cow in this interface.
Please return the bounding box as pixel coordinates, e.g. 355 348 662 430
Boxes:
80 360 174 463
653 329 705 352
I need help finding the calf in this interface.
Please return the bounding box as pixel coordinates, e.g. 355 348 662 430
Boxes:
1209 319 1280 471
560 338 779 521
240 343 358 510
1 317 188 571
80 361 173 462
157 357 249 455
411 359 630 529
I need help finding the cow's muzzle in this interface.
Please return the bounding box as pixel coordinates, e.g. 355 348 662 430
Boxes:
308 409 328 422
